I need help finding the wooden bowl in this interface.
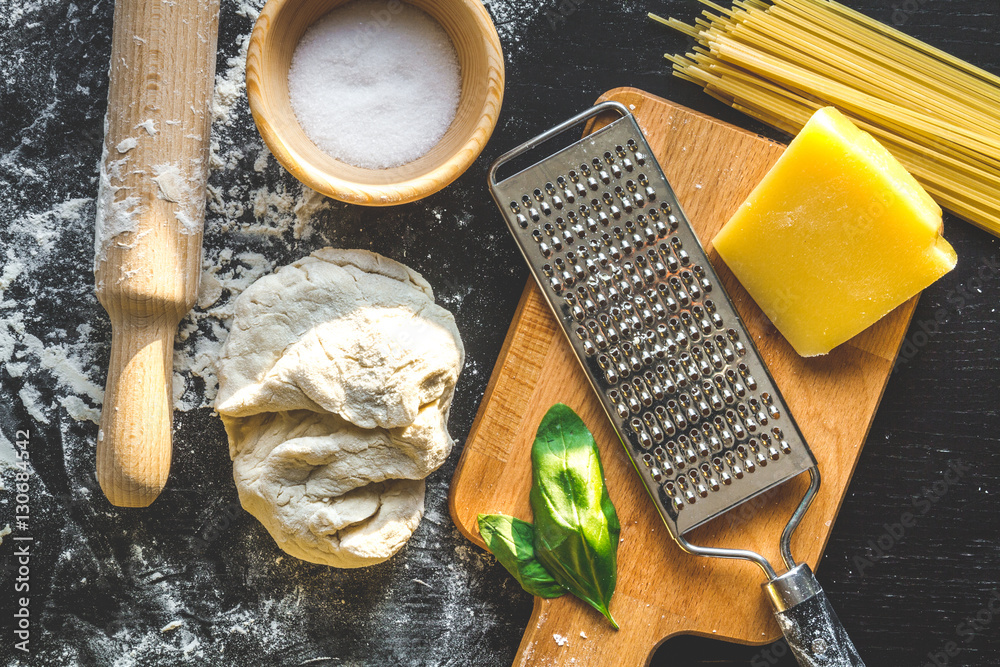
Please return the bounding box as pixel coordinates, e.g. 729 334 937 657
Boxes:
246 0 504 206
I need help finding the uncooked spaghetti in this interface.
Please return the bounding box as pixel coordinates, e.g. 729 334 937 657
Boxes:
651 0 1000 237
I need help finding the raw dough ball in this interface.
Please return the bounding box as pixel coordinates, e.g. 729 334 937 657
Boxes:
215 249 464 567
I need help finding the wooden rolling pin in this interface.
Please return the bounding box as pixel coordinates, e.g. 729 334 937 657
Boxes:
94 0 220 507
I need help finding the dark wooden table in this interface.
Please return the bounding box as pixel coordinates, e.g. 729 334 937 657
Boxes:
1 0 999 665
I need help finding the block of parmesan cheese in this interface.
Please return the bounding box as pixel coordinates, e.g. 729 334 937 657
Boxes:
712 107 957 357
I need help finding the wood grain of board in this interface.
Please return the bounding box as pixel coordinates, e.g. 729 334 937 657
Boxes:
449 88 918 666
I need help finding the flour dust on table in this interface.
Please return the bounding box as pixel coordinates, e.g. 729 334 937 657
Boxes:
0 0 506 662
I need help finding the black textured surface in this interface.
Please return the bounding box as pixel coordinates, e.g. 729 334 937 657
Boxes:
1 0 999 665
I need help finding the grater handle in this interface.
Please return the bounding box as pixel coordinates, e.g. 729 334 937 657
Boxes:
488 101 630 187
763 564 866 667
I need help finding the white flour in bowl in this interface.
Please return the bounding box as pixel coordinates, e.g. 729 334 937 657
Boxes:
287 0 461 170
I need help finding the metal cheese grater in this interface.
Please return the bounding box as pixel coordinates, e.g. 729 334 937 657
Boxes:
489 102 865 667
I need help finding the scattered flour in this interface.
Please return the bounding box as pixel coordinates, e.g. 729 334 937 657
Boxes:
152 164 189 203
136 118 158 135
287 0 461 169
213 181 331 239
0 432 16 472
18 198 91 254
212 29 251 125
151 163 204 235
481 0 638 55
553 633 569 646
1 195 107 426
18 383 49 423
116 137 137 153
96 128 210 268
69 542 315 667
19 329 105 423
94 121 144 268
481 0 548 53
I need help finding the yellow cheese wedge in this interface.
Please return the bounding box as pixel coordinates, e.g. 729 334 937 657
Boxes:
712 107 957 357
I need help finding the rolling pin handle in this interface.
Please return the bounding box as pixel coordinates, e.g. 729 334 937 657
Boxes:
96 315 177 507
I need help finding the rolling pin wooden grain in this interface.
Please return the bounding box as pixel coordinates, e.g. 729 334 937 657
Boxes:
94 0 220 507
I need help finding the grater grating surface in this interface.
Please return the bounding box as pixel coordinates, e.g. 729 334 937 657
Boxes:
489 102 817 539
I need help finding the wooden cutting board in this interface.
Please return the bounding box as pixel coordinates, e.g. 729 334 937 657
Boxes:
449 87 914 665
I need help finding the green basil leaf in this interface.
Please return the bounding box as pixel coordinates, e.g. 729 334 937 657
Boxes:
477 514 568 599
530 403 621 629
